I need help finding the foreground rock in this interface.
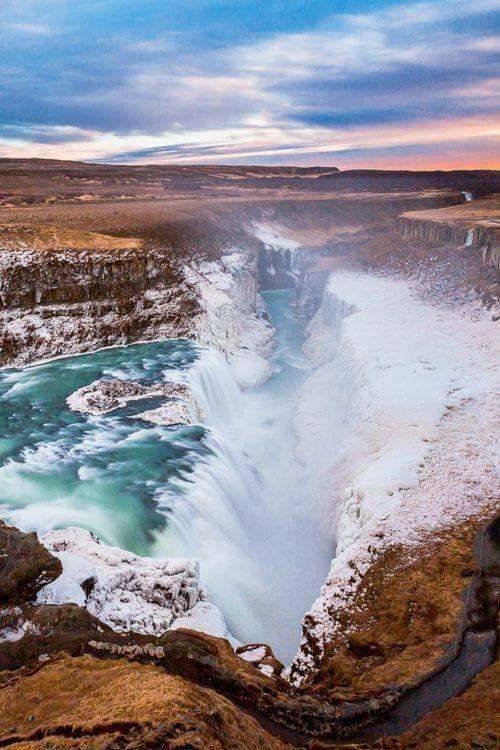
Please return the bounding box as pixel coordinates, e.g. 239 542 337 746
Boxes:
0 645 497 748
0 515 497 746
0 521 62 604
0 603 109 671
38 528 228 638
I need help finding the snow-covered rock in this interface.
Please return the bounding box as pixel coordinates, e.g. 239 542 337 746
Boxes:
187 251 274 388
229 348 271 389
291 270 499 680
67 378 198 426
37 527 229 638
0 607 41 643
66 379 156 415
136 399 195 426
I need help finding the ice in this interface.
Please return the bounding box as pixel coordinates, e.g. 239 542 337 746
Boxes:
38 527 230 638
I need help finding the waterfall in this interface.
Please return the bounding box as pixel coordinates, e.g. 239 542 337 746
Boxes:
187 348 243 425
153 349 270 644
153 312 332 662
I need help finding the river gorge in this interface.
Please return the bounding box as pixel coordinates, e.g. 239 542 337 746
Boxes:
0 164 498 747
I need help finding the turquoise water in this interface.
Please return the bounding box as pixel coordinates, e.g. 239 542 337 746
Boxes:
0 339 206 554
0 291 332 660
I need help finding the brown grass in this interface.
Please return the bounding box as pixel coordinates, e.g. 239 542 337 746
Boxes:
0 223 142 252
305 518 486 701
0 655 289 749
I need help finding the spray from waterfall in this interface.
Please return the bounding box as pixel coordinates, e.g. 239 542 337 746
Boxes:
153 294 332 662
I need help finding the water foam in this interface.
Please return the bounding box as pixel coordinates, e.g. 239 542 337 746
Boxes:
153 294 332 662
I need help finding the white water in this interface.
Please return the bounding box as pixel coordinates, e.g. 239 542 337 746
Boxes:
153 291 332 662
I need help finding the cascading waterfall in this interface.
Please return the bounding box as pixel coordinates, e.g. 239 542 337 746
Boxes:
0 289 334 664
154 291 332 661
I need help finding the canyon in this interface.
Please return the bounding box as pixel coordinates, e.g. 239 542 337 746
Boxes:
0 160 498 748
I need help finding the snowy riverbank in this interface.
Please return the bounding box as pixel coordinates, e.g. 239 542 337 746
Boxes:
291 271 498 680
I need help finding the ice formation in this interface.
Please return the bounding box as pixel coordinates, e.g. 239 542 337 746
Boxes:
38 527 229 639
291 271 499 678
186 251 275 388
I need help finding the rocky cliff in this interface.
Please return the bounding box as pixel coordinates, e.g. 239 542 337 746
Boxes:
398 195 500 270
0 225 200 366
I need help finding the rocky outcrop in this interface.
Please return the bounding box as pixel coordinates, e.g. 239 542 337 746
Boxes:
136 399 195 426
0 229 199 367
291 265 330 318
0 521 62 604
38 528 228 639
0 603 109 670
397 194 500 276
187 252 274 388
398 215 499 267
66 378 196 423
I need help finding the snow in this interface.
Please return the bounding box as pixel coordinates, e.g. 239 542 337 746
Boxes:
38 527 230 638
66 378 198 426
252 223 301 251
238 645 267 662
229 348 271 389
186 251 274 388
291 270 499 680
136 399 195 426
0 607 41 643
169 600 229 639
66 379 159 415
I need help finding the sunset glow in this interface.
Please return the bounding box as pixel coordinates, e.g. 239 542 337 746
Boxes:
1 0 499 167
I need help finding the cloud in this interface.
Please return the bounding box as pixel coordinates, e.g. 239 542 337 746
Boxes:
0 0 498 165
6 22 54 35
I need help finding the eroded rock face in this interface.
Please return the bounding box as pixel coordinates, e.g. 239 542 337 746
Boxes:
0 521 62 605
0 242 200 367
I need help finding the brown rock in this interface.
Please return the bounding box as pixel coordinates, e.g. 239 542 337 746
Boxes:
0 603 110 671
0 521 62 604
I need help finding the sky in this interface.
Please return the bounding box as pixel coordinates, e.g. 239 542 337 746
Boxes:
0 0 499 168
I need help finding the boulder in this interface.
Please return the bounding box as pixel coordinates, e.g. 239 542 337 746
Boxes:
0 521 62 604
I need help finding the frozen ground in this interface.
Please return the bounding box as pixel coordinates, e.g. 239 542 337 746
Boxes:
291 271 499 678
38 527 229 639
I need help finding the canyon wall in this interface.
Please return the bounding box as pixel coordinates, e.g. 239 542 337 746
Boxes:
0 235 271 373
398 216 499 270
0 240 199 366
3 187 491 368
